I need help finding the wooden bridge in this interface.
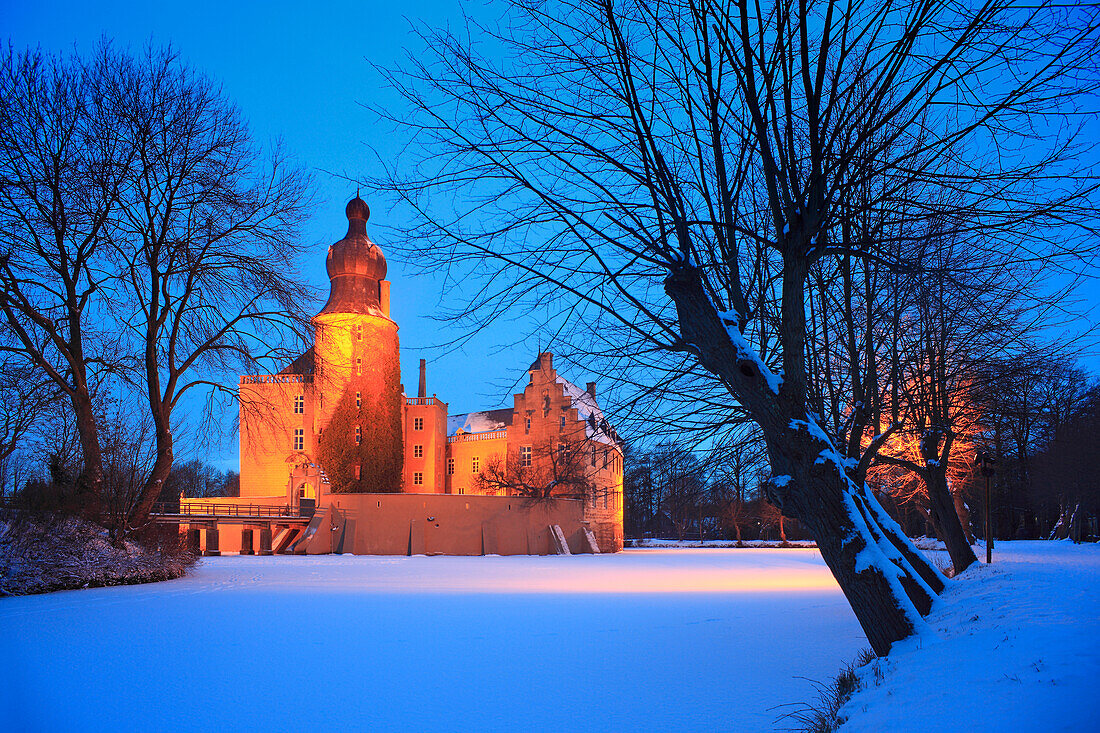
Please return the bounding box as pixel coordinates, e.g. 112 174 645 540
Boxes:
151 501 320 556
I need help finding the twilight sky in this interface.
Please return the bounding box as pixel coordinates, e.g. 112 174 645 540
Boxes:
4 0 551 464
4 1 1098 466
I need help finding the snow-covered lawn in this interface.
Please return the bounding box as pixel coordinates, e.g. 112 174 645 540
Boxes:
839 540 1100 733
0 548 866 732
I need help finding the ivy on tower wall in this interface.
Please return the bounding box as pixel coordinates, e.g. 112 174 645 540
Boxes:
317 325 404 493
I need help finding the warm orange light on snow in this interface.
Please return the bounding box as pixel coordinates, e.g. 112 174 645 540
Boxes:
346 549 841 594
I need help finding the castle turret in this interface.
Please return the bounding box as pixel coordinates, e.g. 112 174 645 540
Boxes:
313 196 403 493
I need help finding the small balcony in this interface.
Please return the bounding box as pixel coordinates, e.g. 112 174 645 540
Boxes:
240 373 314 385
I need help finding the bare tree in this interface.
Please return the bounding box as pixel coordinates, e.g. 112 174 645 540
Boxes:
369 0 1098 652
0 357 59 495
475 438 596 499
106 46 313 531
707 431 767 544
0 45 130 510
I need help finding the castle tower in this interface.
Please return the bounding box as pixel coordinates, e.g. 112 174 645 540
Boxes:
313 196 404 493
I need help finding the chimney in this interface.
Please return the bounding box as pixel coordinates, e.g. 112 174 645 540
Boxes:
586 382 597 398
418 359 427 399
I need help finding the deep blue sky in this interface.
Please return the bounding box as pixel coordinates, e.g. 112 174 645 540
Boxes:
4 0 549 464
5 1 1098 467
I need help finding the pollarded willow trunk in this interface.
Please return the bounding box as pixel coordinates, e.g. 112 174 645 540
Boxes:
852 482 946 595
665 262 942 656
767 422 937 655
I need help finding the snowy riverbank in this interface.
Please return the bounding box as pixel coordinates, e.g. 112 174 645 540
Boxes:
839 540 1100 732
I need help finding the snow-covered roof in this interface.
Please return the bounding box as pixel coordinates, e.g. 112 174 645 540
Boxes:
447 409 514 436
556 376 619 446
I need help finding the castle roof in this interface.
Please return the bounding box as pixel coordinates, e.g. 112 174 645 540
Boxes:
447 409 514 436
556 375 618 446
318 195 388 316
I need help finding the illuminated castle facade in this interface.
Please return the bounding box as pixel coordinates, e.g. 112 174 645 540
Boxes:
232 197 624 554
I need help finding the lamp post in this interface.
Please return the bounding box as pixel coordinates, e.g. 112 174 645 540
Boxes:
976 450 996 564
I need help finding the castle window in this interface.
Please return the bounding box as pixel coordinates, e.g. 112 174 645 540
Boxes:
458 487 465 495
591 446 597 467
520 445 532 467
603 449 608 468
293 429 304 451
472 456 480 473
355 324 362 341
413 444 423 458
447 458 454 475
591 488 597 508
356 391 362 409
559 414 566 431
413 417 423 431
525 416 531 433
355 426 361 445
354 465 361 480
356 358 362 375
413 472 423 486
294 395 304 414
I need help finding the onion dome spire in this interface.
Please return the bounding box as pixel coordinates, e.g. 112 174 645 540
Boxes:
318 195 388 315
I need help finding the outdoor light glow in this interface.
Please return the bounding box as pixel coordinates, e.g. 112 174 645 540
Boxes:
286 549 842 595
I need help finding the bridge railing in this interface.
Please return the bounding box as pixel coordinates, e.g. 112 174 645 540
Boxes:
151 501 303 519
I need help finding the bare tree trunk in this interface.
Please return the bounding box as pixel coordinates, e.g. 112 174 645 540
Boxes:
70 388 104 513
668 264 939 655
953 491 975 544
772 431 934 655
126 404 173 532
925 469 977 573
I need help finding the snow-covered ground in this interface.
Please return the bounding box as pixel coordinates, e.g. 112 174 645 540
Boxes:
0 548 866 732
3 543 1094 732
629 538 816 548
839 540 1100 733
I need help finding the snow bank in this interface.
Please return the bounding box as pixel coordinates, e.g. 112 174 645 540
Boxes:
839 541 1100 732
0 516 194 596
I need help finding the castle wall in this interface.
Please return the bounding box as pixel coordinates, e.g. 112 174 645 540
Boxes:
446 432 508 495
315 493 588 555
403 397 447 493
239 377 315 498
509 353 624 551
314 313 403 493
